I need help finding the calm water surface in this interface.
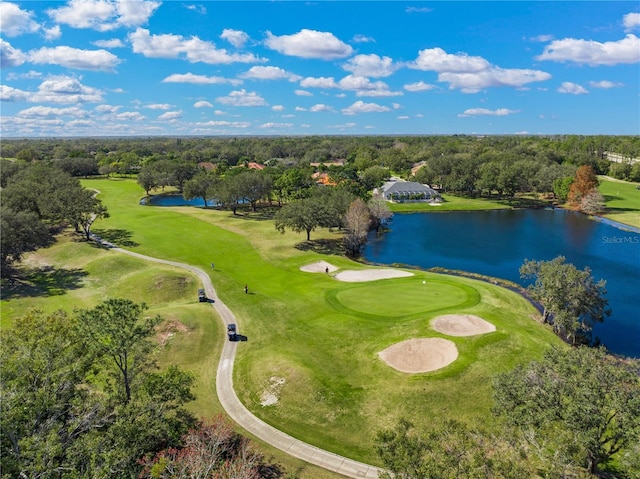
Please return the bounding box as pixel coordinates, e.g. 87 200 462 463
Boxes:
364 209 640 358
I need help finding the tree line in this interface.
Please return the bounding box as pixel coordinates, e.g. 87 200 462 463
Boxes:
1 162 108 278
377 345 640 479
0 299 285 479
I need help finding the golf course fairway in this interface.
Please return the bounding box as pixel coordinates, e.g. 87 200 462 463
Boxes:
4 178 565 468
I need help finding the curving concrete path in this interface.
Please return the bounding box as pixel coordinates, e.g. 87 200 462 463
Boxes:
112 246 381 479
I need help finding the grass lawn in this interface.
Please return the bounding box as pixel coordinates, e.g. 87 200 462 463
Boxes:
598 176 640 229
389 193 510 212
3 178 564 469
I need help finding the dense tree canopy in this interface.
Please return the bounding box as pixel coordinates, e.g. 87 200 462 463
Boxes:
493 346 640 476
0 302 196 478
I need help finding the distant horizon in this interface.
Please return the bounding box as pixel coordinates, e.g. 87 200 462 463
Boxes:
1 1 639 137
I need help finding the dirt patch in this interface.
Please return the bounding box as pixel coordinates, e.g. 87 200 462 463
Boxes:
260 376 286 406
431 314 496 337
156 320 189 347
334 269 413 282
378 338 458 373
299 261 338 273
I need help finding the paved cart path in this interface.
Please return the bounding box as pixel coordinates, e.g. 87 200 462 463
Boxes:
113 246 382 479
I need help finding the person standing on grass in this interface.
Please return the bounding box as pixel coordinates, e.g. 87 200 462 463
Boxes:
244 284 248 294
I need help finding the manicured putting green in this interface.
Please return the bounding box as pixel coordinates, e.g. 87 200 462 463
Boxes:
334 279 475 317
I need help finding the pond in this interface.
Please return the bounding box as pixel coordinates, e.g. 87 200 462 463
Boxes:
142 194 220 207
363 208 640 358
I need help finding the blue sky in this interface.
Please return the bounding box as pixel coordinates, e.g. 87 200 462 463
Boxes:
1 1 639 137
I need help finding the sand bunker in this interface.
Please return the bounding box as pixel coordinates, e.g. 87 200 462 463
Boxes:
431 314 496 336
334 269 413 282
378 338 458 373
299 261 338 273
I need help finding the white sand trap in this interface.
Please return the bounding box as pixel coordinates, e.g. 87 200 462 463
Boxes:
334 269 413 282
378 338 458 373
431 314 496 337
299 261 338 273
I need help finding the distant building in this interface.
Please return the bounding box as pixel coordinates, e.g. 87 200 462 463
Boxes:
198 162 215 171
247 161 265 170
312 172 336 186
380 180 440 203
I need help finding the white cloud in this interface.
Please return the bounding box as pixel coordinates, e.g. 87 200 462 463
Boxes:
47 0 160 31
352 34 375 43
529 34 554 43
272 105 284 111
458 108 520 118
260 122 293 129
309 104 334 112
216 89 267 107
537 34 640 66
342 54 397 77
558 82 588 95
146 103 172 110
93 38 125 48
95 104 120 113
300 76 338 89
196 120 251 128
341 100 390 115
158 110 183 121
241 66 301 81
411 47 490 73
29 46 121 72
0 39 27 68
623 12 640 30
186 4 206 14
0 2 40 37
589 80 623 88
220 29 249 48
161 73 242 85
295 90 312 96
404 81 437 92
439 67 551 93
115 111 146 121
43 25 62 41
194 100 213 108
0 85 30 102
265 29 353 59
411 46 550 92
129 28 263 64
299 74 400 96
18 105 90 118
406 6 433 13
31 75 104 104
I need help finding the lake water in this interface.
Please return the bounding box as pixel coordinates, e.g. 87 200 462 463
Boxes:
142 195 220 207
364 209 640 358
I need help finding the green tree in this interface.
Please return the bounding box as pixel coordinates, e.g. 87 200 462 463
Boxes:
0 206 53 277
493 346 640 475
274 197 330 241
553 176 573 202
519 256 610 344
376 418 531 479
236 170 273 211
0 310 97 478
75 299 162 404
137 164 159 195
183 170 218 207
